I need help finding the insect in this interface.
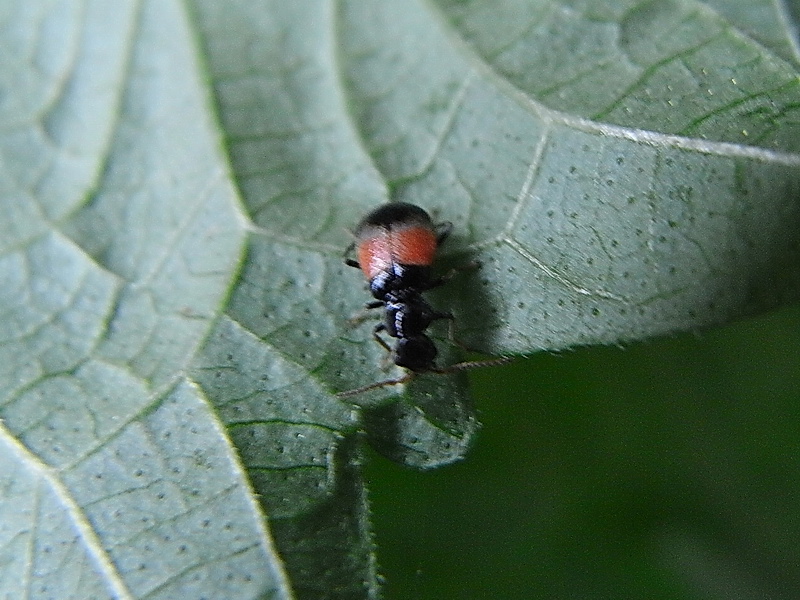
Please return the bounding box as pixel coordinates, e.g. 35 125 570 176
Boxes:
337 202 509 398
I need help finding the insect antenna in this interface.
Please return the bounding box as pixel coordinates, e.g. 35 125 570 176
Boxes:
431 356 513 374
335 373 414 399
334 357 512 399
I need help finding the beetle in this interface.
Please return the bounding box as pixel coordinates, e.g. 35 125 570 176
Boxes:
338 202 508 398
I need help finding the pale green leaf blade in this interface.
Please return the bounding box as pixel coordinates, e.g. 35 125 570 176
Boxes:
1 1 290 599
435 0 800 148
336 0 800 355
3 0 800 599
187 2 383 593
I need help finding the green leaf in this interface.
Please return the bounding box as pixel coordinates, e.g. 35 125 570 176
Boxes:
1 1 289 599
1 1 798 599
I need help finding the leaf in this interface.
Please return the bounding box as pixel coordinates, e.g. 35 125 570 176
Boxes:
1 1 798 600
0 1 289 599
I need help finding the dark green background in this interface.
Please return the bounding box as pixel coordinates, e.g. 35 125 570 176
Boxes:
369 302 800 599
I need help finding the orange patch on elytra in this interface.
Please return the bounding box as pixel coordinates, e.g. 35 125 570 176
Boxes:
356 225 437 281
357 236 392 281
391 226 437 267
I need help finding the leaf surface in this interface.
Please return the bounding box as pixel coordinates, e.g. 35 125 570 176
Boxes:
1 0 798 598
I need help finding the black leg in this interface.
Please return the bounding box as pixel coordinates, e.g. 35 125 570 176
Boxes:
343 238 360 269
372 324 392 353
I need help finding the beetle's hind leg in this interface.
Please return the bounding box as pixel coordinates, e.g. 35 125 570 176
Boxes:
372 323 397 370
371 323 392 353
